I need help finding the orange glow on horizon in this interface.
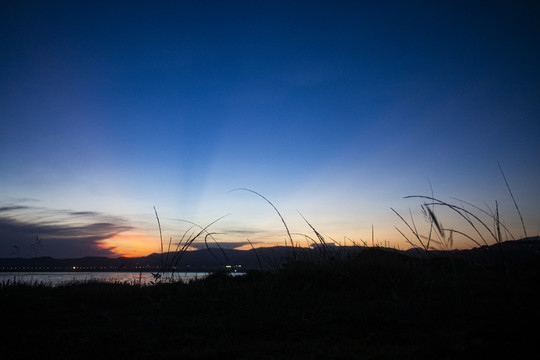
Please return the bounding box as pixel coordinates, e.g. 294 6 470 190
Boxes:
99 232 159 258
97 228 423 258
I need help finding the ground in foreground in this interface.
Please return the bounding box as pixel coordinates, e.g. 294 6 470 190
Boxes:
1 249 539 359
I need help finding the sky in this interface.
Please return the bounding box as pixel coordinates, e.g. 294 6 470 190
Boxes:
1 0 539 258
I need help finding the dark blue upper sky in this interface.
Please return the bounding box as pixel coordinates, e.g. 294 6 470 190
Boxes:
1 1 539 257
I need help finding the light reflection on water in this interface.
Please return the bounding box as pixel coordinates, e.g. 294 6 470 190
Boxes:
0 272 215 286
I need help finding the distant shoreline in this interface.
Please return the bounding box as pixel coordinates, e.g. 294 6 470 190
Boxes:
2 238 540 272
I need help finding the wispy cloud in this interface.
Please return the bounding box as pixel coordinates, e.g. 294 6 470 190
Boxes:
69 211 102 216
0 205 30 212
0 203 133 258
188 241 253 250
220 228 267 236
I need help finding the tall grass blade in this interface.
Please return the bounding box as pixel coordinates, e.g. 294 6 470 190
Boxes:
450 197 516 241
405 196 492 246
298 212 332 262
153 206 164 272
204 233 227 266
498 162 527 238
424 204 445 238
495 201 502 243
230 188 296 260
391 207 428 250
247 238 263 271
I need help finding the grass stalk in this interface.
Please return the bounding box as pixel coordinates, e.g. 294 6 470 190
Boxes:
153 206 163 263
230 188 296 261
247 238 263 271
498 162 528 238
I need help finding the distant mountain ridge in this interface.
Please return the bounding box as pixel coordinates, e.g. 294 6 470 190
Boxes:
1 237 539 272
404 236 540 265
0 247 290 272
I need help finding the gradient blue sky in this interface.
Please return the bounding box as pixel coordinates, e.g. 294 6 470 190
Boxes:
1 0 539 258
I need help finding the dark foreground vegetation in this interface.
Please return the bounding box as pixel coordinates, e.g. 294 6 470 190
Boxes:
2 248 539 360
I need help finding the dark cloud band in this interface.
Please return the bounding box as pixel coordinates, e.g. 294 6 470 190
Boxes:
0 204 132 258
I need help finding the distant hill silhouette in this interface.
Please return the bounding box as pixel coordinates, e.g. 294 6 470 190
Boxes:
1 237 539 272
0 247 291 272
404 236 540 265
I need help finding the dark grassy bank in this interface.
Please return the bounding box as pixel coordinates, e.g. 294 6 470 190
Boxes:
2 248 539 360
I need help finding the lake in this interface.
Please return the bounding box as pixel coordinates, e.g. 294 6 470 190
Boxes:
0 272 215 286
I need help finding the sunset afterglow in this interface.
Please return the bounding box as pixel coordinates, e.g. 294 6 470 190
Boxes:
1 1 539 258
102 233 158 258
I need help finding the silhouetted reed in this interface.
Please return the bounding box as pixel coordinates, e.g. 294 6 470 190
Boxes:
392 164 527 253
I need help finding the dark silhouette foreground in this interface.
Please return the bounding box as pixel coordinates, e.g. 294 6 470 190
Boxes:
2 248 539 359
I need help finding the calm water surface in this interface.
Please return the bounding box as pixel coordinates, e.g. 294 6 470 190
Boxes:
0 272 213 286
